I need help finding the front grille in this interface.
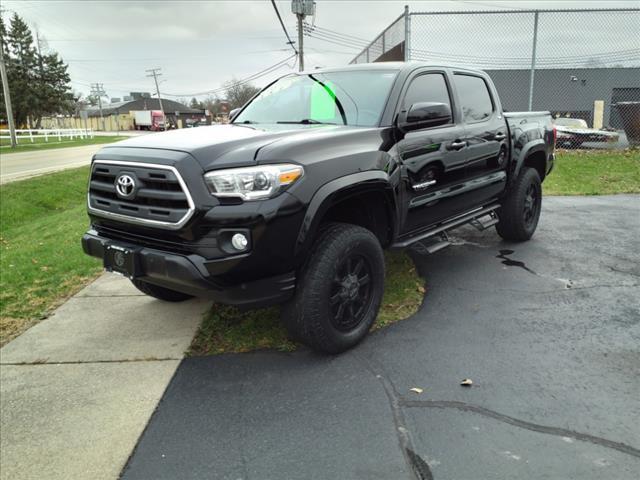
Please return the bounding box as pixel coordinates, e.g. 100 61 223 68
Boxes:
88 161 194 230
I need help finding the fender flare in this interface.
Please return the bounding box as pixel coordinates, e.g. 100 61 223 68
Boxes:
294 170 397 255
513 139 546 180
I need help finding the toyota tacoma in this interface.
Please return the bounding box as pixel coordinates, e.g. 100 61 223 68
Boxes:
82 62 555 353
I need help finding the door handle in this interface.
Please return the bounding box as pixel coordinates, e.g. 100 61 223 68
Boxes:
448 140 466 150
494 132 506 141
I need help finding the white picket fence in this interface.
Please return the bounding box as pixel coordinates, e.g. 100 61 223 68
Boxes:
0 128 94 144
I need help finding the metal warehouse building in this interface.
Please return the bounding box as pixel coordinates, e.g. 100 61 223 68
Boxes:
348 7 640 131
485 68 640 129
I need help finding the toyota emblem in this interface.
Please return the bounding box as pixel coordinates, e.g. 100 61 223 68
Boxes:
114 251 126 267
115 174 136 198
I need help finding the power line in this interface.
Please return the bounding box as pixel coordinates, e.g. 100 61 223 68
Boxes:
270 0 298 55
304 30 369 48
303 32 365 51
162 54 296 98
303 22 371 43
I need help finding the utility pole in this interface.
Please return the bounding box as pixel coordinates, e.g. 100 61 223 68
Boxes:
291 0 315 72
146 68 166 128
0 38 17 148
90 83 106 131
297 14 304 71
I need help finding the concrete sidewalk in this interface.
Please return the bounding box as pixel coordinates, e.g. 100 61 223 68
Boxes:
0 274 209 480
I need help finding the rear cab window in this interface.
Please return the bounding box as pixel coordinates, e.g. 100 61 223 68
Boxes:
453 74 494 123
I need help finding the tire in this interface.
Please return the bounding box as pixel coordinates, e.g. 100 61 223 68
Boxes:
282 223 385 354
131 279 194 302
496 167 542 242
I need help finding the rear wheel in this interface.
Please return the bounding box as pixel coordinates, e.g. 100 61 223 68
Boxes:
131 279 193 302
282 223 385 354
496 167 542 242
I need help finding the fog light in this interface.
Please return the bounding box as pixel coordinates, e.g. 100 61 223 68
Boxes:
231 233 248 251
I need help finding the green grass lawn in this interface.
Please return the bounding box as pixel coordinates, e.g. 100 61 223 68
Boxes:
1 149 638 349
189 252 424 355
0 135 127 153
544 149 640 195
0 167 102 345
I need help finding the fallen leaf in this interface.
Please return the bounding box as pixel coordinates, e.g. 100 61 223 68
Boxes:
409 387 423 394
460 378 473 387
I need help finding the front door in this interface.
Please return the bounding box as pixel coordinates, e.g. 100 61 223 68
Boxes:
395 71 469 235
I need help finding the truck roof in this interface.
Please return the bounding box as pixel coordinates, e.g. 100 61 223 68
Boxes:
298 61 485 75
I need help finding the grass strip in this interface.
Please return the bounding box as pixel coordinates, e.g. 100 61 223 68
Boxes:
0 167 102 345
544 149 640 195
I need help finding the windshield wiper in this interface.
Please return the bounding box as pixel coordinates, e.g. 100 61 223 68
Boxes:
277 119 336 125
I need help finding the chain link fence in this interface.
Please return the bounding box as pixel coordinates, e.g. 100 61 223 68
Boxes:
352 8 640 149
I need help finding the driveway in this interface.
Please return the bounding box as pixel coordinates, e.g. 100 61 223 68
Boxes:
1 195 638 480
122 195 640 480
0 276 210 480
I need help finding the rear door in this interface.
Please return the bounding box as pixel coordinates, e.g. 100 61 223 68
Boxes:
395 69 470 234
452 72 509 205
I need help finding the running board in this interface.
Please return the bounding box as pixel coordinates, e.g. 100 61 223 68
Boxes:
391 204 501 249
470 211 499 231
425 232 451 254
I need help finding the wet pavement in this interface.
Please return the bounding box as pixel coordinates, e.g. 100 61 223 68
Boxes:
121 195 640 480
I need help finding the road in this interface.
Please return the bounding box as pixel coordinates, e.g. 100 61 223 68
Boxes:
121 195 640 480
0 132 145 184
0 144 104 184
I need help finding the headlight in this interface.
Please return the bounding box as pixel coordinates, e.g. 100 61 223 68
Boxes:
204 164 304 201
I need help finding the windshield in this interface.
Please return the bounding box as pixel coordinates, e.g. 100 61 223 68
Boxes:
234 70 398 127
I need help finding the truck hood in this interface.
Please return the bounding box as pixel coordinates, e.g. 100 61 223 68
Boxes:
102 124 366 170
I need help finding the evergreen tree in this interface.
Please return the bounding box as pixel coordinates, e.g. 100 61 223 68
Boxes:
5 13 38 127
0 13 71 128
34 52 72 126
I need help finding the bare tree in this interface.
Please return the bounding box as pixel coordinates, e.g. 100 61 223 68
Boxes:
224 78 260 110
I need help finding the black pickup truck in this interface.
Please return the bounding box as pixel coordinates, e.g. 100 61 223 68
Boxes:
82 62 555 353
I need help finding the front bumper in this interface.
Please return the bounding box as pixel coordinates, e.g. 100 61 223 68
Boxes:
82 231 296 308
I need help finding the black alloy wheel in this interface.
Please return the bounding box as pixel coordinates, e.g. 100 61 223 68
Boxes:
523 182 541 228
329 254 373 332
281 222 385 354
495 167 542 242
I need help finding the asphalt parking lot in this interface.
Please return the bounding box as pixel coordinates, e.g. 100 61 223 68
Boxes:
121 195 640 480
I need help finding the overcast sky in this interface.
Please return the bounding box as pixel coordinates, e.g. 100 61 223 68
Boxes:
2 0 638 101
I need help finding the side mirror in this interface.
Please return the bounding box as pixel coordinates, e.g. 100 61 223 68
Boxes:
397 102 452 132
229 108 240 121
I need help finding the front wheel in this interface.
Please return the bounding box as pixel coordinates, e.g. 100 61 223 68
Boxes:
496 167 542 242
282 223 385 354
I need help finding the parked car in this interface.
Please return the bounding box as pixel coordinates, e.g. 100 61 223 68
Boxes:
553 117 619 148
82 62 555 354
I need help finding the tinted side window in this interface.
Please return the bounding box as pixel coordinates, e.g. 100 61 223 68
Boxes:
453 74 494 122
403 73 452 115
